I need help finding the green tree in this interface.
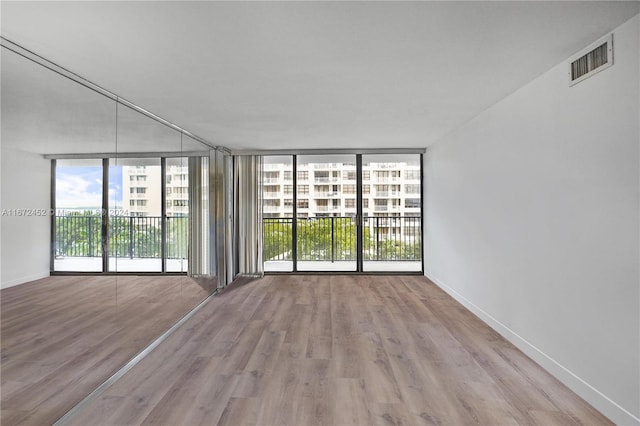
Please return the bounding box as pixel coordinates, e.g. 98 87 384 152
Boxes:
56 212 167 259
296 217 358 261
55 211 102 257
166 217 188 259
263 220 293 261
263 217 373 262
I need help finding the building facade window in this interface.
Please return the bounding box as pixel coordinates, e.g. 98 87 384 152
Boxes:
405 170 420 180
405 198 421 208
405 184 420 194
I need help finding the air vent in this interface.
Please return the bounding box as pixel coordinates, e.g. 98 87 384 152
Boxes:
569 34 613 86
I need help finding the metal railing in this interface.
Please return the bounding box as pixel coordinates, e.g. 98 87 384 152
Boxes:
262 215 421 263
363 216 421 261
54 215 188 259
296 216 357 262
263 217 293 261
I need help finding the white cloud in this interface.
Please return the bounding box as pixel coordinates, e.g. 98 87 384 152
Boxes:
56 174 102 209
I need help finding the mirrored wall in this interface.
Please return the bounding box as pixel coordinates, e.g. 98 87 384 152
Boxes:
0 40 224 424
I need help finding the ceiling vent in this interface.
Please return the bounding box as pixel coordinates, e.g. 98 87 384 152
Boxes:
569 34 613 86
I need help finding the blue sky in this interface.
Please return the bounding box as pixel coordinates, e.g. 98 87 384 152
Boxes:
56 166 123 209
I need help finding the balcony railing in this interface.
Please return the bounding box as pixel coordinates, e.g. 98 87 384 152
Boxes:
363 216 421 261
262 215 421 263
54 215 188 259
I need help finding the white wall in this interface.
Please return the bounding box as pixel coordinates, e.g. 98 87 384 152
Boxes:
424 15 639 425
0 147 51 288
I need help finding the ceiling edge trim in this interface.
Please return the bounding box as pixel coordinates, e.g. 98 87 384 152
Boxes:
230 148 426 156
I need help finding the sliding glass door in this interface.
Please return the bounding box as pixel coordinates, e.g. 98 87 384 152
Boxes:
262 153 423 273
53 159 104 272
165 157 190 273
296 155 357 272
110 157 162 272
362 154 422 272
262 156 294 272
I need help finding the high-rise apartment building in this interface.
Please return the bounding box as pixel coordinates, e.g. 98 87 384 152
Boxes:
262 160 421 219
262 159 422 244
121 164 189 217
165 164 189 217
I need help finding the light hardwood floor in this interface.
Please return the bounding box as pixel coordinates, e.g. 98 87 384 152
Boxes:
63 275 611 425
1 275 210 425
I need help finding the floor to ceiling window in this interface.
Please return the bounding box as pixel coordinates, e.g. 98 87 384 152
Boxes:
110 157 163 272
262 152 423 273
362 154 422 272
53 155 202 273
165 157 190 273
262 156 294 272
53 159 104 272
296 155 358 272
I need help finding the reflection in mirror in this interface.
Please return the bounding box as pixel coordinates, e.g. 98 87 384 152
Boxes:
1 43 216 425
183 135 216 292
110 157 162 272
54 159 105 272
166 157 190 273
0 48 117 156
1 45 120 425
115 103 183 154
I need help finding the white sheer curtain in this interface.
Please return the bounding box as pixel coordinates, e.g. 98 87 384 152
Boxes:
187 155 210 278
234 155 264 277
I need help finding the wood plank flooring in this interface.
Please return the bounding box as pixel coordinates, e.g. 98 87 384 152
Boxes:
1 275 210 425
62 275 611 425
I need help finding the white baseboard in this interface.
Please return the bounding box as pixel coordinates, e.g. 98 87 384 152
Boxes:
1 270 50 289
424 271 640 426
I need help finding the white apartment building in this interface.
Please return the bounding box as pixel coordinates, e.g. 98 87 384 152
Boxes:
122 164 189 217
165 164 189 217
262 160 421 219
121 160 420 221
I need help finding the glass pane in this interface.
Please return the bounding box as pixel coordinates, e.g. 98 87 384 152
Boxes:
54 159 104 272
296 155 357 272
165 157 190 273
109 157 162 272
262 156 293 272
362 154 422 272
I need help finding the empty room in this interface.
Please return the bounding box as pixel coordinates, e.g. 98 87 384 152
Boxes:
1 1 638 425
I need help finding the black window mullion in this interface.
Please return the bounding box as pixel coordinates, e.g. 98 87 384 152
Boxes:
292 155 298 272
102 158 109 273
356 154 363 272
419 153 424 273
161 157 167 273
50 159 56 272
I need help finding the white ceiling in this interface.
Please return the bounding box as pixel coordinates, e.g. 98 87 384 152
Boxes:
2 1 638 151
